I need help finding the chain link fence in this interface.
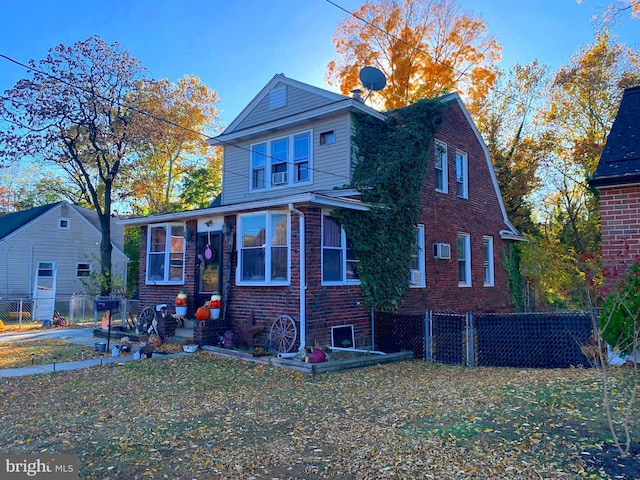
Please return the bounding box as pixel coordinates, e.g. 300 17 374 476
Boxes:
0 295 139 329
374 310 594 368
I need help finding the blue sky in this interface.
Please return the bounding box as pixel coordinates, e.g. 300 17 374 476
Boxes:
0 0 638 126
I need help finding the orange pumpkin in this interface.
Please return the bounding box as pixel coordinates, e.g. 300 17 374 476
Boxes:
148 334 163 348
196 305 210 321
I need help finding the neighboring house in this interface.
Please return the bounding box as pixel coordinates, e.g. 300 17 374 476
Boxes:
0 201 128 319
590 85 640 292
121 74 524 350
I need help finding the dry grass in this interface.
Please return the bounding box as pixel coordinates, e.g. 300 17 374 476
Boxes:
1 355 638 479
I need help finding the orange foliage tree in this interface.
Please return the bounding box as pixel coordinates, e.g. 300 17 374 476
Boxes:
326 0 501 111
125 75 222 214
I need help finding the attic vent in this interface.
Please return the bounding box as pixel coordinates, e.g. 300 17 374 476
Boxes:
269 86 286 110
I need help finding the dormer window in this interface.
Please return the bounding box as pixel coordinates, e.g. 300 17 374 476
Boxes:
269 86 286 110
250 130 312 191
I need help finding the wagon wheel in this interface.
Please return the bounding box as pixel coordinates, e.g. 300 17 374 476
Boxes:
137 306 155 334
269 314 297 353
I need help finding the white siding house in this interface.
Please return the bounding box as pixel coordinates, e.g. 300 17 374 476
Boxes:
0 202 128 301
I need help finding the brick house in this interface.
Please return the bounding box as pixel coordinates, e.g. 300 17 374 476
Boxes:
590 85 640 292
120 74 523 351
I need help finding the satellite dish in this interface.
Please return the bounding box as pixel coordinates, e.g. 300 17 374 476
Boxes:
359 66 386 101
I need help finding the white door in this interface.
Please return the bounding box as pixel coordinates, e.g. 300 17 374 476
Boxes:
33 261 57 320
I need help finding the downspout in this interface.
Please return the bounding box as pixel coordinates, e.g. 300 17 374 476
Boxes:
288 204 306 352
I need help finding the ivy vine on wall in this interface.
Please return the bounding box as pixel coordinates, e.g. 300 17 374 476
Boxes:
333 99 444 311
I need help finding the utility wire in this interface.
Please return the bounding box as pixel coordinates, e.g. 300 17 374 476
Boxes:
0 53 356 186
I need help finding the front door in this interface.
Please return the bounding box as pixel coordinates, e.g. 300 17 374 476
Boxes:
196 232 222 308
33 261 57 320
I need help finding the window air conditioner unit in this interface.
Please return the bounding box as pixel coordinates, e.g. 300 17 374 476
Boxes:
410 270 422 285
272 171 288 185
433 243 451 259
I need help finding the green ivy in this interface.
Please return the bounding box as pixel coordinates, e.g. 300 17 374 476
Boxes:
502 244 524 311
333 99 443 311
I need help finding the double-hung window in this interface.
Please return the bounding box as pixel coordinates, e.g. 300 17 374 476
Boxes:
238 212 289 284
251 144 267 189
435 141 448 193
410 224 426 287
147 224 185 284
456 150 468 198
76 263 91 278
457 233 471 287
293 132 310 182
483 236 494 286
250 131 312 191
322 214 359 284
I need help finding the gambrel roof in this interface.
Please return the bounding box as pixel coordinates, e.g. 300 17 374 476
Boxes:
590 85 640 187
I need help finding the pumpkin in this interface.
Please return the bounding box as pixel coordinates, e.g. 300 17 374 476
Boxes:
148 334 163 348
210 293 222 309
175 291 188 306
196 305 210 321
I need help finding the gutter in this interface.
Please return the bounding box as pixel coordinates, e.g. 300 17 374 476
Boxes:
289 203 306 352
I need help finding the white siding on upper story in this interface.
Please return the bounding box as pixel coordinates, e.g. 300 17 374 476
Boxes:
232 82 340 132
221 113 353 205
0 204 127 297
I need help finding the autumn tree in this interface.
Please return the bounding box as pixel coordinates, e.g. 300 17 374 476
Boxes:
475 61 550 235
0 36 147 295
533 31 640 307
326 0 501 111
578 0 640 24
125 75 222 214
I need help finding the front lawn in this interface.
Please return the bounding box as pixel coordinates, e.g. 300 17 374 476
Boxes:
0 356 638 479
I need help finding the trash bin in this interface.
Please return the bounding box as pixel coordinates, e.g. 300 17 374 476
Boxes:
95 342 107 353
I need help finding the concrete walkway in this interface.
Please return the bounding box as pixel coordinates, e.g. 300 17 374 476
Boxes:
0 326 187 378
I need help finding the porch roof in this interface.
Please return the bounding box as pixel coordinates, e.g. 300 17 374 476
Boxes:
118 191 370 226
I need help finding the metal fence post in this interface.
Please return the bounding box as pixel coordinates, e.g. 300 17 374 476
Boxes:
425 309 432 363
466 312 475 367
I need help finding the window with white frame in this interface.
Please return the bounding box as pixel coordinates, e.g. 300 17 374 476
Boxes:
322 213 359 284
146 224 185 284
456 150 468 198
238 212 289 284
37 261 54 278
251 143 267 189
410 224 426 287
250 131 312 191
457 233 471 287
483 236 494 286
435 141 448 193
76 262 91 278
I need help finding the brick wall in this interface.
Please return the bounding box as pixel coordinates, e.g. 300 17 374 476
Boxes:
599 185 640 291
402 100 512 314
138 219 198 317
